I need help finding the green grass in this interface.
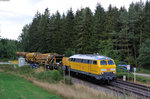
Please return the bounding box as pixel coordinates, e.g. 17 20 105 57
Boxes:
136 67 150 74
0 72 63 99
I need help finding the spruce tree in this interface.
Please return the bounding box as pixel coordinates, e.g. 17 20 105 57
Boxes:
80 7 93 53
64 9 75 50
52 11 65 54
128 3 139 66
38 8 51 53
28 11 41 52
93 3 105 53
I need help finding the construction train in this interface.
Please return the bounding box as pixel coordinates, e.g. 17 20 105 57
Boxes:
17 52 116 82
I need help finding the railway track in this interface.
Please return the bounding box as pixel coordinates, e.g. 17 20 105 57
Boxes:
110 79 150 98
69 75 132 98
69 75 150 99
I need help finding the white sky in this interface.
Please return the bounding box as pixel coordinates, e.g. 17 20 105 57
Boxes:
0 0 147 40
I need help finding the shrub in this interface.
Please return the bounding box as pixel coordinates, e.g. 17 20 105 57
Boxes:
35 71 53 82
35 70 63 83
51 70 63 81
65 77 73 85
116 66 128 73
16 66 34 75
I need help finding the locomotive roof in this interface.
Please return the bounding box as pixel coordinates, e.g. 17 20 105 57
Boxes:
69 54 112 60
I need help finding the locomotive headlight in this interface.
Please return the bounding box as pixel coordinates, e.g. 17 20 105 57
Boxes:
101 69 106 71
110 68 115 71
102 72 104 74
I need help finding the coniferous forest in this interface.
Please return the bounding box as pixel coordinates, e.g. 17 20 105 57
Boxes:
18 1 150 69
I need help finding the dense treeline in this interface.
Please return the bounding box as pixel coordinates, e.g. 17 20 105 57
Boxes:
0 38 18 59
18 1 150 68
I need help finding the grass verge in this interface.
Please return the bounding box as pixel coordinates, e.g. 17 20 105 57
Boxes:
0 64 124 99
0 72 62 99
27 78 118 99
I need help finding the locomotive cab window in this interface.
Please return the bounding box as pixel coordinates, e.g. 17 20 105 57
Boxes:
108 60 114 65
93 61 97 65
69 58 72 61
100 60 107 65
69 58 75 62
73 58 75 62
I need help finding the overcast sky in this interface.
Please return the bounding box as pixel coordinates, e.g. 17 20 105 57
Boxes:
0 0 147 40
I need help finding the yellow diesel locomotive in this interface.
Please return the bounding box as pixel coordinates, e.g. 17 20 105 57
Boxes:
62 54 116 82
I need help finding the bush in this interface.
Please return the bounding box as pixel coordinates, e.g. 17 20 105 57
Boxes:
35 71 53 82
116 66 128 73
34 70 63 83
16 66 34 75
65 77 73 85
117 72 133 80
51 70 63 81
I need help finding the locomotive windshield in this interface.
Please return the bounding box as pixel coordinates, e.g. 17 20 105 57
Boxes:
100 60 107 65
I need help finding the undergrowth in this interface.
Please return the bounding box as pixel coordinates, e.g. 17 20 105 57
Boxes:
34 70 63 83
117 72 150 83
0 64 63 83
136 67 150 74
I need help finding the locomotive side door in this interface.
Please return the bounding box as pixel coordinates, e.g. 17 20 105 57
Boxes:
88 60 92 73
90 60 98 74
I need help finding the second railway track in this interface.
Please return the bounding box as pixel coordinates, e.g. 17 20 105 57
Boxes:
69 75 150 99
110 79 150 98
